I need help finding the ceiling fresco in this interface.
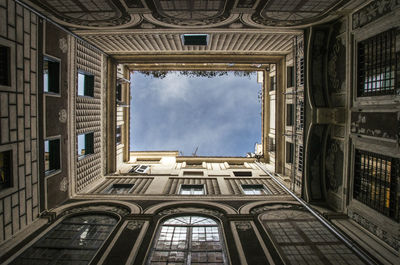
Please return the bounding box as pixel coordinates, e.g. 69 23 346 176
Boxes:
23 0 350 29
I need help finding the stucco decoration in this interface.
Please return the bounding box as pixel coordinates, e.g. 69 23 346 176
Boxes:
327 25 346 94
235 221 252 231
59 38 68 53
250 0 347 27
59 177 68 192
352 0 400 29
126 220 145 230
147 0 234 27
351 112 400 142
60 204 130 218
157 207 224 218
58 109 67 123
348 210 399 250
32 0 132 27
325 138 343 193
250 203 297 215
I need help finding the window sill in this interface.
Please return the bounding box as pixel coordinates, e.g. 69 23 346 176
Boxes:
78 153 95 161
45 169 62 178
44 91 61 97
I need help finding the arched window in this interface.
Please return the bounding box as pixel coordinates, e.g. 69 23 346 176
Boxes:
11 214 118 265
148 216 227 264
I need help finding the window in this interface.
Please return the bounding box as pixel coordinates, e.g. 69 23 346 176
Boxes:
242 184 270 195
116 83 122 102
148 216 227 264
296 99 304 131
43 57 60 93
181 34 209 45
77 132 94 158
353 149 399 222
104 183 134 194
268 138 276 152
270 75 276 91
44 139 60 174
286 104 294 126
0 150 12 190
183 171 204 176
298 57 304 86
287 66 294 87
78 71 94 97
233 171 252 177
297 145 304 173
358 29 397 97
11 214 117 265
116 126 122 145
0 45 10 86
286 142 294 164
179 184 205 195
130 165 150 174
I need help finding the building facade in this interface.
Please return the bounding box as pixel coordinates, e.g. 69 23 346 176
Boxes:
0 0 399 264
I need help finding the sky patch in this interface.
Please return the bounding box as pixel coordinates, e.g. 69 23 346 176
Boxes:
130 71 262 157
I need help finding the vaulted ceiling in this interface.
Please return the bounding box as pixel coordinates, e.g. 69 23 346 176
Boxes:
21 0 351 56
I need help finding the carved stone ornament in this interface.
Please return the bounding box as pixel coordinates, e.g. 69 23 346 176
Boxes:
59 177 68 192
59 38 68 53
61 204 130 218
157 207 224 218
352 0 400 29
126 220 144 230
250 203 300 215
235 221 252 231
58 109 67 123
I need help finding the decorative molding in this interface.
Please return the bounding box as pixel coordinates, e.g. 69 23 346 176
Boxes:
157 207 224 218
59 38 68 53
352 0 400 30
60 204 130 218
235 221 252 231
348 209 399 251
59 177 68 192
250 203 301 215
58 109 67 123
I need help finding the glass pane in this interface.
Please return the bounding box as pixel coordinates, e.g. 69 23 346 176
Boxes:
78 73 85 96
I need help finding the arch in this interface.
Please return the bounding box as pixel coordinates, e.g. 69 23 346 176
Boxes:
10 213 118 265
146 215 228 264
144 200 237 215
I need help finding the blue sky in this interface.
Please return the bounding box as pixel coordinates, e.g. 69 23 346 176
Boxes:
130 71 261 156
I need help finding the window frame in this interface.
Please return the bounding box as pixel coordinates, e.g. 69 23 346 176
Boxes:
241 184 270 195
147 215 228 265
179 184 206 195
44 136 61 176
0 144 17 198
77 132 95 159
77 70 95 97
0 37 15 92
43 55 61 95
286 65 294 88
104 183 135 194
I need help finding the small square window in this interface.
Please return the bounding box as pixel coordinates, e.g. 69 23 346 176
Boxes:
78 71 94 97
183 171 204 176
129 165 150 173
116 126 122 145
104 183 134 194
233 171 252 177
181 34 209 45
77 132 94 158
0 150 12 190
0 45 10 86
44 139 60 174
286 104 294 126
43 57 60 93
116 84 122 102
287 66 294 88
180 184 205 195
242 184 269 195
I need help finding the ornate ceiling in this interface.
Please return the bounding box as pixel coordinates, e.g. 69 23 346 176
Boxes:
23 0 350 29
21 0 351 56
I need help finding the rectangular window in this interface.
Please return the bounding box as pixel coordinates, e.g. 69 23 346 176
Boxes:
0 150 12 190
129 165 150 173
104 183 134 194
0 45 10 86
353 149 399 221
78 71 94 97
286 104 294 126
233 171 252 177
242 184 270 195
286 142 294 164
77 132 94 158
44 139 60 174
287 66 294 88
358 29 397 97
43 57 60 93
116 84 122 102
297 145 304 173
116 126 122 145
183 171 204 176
270 76 276 91
296 99 304 131
298 57 304 86
179 184 205 195
181 34 209 45
268 137 276 152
